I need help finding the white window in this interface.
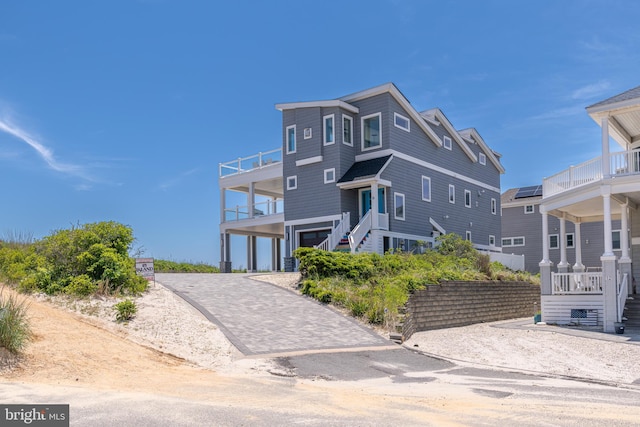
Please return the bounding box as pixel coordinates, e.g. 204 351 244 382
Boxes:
323 114 334 145
549 234 559 249
464 190 471 208
489 235 496 246
286 175 297 190
394 112 410 132
466 231 472 241
394 192 405 220
286 125 296 154
491 198 497 215
613 230 621 250
443 135 452 150
324 168 335 184
342 114 353 146
449 184 455 204
524 205 535 214
566 233 575 249
421 176 431 202
502 237 525 247
479 152 486 165
304 127 312 139
362 112 382 150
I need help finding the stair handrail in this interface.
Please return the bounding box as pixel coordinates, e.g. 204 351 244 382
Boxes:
348 210 372 254
315 212 351 251
617 272 629 323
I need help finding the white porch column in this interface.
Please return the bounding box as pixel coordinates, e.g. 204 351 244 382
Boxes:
602 116 611 178
558 215 569 272
602 186 614 257
541 208 550 264
573 221 585 272
248 182 255 218
371 182 379 230
539 207 553 297
620 201 631 262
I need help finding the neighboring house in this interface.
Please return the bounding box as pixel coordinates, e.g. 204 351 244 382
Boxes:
537 85 640 333
218 83 505 272
501 186 621 273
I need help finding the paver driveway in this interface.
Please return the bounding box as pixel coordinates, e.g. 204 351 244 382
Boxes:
156 273 393 356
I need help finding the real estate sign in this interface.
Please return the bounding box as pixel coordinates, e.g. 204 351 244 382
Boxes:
135 258 155 281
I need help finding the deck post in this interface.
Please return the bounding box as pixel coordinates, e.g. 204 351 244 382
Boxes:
601 255 618 333
573 221 585 272
558 215 569 273
601 116 610 178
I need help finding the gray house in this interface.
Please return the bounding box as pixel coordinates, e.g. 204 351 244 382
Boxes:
219 83 505 272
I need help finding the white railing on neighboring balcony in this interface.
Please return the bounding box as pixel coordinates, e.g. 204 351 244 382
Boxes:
219 148 282 177
552 272 603 294
617 273 629 323
543 149 640 197
316 212 351 251
223 199 284 222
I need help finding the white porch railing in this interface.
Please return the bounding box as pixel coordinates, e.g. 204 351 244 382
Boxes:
617 273 629 323
219 148 282 177
543 149 640 197
223 199 284 222
552 272 603 294
315 212 351 251
349 210 372 254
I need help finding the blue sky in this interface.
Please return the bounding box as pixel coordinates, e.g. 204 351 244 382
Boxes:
1 1 639 268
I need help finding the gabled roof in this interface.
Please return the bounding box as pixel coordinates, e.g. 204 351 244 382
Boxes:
337 155 392 184
421 108 477 163
586 84 640 147
275 99 359 114
586 85 640 113
458 128 506 174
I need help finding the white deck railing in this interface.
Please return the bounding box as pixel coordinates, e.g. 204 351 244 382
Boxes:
219 148 282 177
617 273 629 323
315 212 351 251
543 149 640 197
552 272 603 294
223 199 284 222
349 210 372 254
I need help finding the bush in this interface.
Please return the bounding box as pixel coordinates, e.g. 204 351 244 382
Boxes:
154 260 219 273
114 299 137 322
0 288 32 354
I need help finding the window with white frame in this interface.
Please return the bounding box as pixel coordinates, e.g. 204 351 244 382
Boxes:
324 168 335 184
323 114 334 145
524 205 534 214
342 115 353 146
479 152 486 165
286 175 297 190
464 190 471 208
394 112 410 132
613 230 621 250
566 233 575 249
304 127 312 139
448 184 455 204
362 113 382 150
421 176 431 202
491 198 497 215
286 125 296 154
466 231 472 241
549 234 559 249
513 237 525 246
443 135 452 150
502 236 525 247
489 235 495 246
394 192 405 220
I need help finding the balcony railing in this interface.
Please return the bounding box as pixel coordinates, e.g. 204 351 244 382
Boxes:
219 148 282 178
543 149 640 197
552 272 602 295
223 199 284 222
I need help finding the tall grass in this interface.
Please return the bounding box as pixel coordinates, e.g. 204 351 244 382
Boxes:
0 287 32 354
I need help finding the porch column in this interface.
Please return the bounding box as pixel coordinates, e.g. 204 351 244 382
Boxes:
602 186 614 257
271 238 282 272
558 215 569 272
371 182 379 230
248 182 255 218
219 232 232 273
573 221 585 272
539 207 553 297
247 235 257 273
602 116 611 178
601 255 618 333
619 202 633 296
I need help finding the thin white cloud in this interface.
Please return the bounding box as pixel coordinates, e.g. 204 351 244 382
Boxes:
158 168 200 191
0 117 91 180
572 81 611 100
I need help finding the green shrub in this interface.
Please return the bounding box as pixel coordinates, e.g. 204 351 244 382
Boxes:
154 259 219 273
65 274 98 296
114 299 137 322
0 288 32 354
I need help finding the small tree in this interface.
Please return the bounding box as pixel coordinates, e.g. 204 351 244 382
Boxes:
435 233 478 261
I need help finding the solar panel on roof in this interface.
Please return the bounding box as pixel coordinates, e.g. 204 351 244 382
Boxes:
514 185 542 199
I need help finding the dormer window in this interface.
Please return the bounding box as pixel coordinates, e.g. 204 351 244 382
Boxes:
479 152 486 165
443 136 452 150
394 113 410 132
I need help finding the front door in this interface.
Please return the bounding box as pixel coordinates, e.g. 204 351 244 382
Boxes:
360 188 385 217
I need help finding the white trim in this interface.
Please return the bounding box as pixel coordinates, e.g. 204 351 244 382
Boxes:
296 156 323 166
342 114 353 146
324 168 335 184
449 184 455 204
466 231 472 241
286 175 298 190
549 233 559 249
421 176 431 202
361 112 382 151
355 149 501 193
429 217 446 235
524 204 535 214
502 236 525 247
286 125 296 154
323 114 335 146
479 152 486 165
457 128 504 173
489 235 496 246
464 189 472 208
566 232 575 249
394 112 410 132
284 214 342 227
276 100 359 114
491 198 497 215
394 192 405 220
443 135 452 150
304 127 312 139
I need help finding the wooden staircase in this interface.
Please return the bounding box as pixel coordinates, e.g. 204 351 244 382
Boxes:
623 295 640 328
333 233 370 253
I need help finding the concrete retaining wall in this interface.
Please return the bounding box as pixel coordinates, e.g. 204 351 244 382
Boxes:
401 281 540 340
